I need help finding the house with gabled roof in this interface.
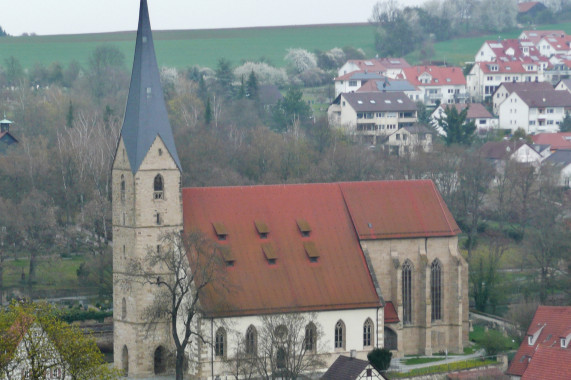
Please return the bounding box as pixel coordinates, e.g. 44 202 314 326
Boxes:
385 124 433 156
327 92 417 145
401 66 468 106
544 149 571 187
334 71 386 97
338 58 410 79
112 1 470 378
0 118 18 152
492 81 553 115
321 355 387 380
532 132 571 151
357 78 422 102
507 306 571 379
498 89 571 133
519 30 566 45
431 103 497 133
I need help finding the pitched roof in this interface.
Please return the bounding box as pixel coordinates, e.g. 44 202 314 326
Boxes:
518 1 546 13
499 81 553 95
521 30 566 44
339 180 460 240
479 140 526 160
438 103 493 119
507 306 571 377
322 355 386 380
344 58 410 73
0 131 18 145
521 345 571 380
120 0 181 173
357 79 418 93
340 92 417 112
557 78 571 90
402 125 433 135
545 149 571 165
541 34 571 51
384 301 399 323
335 71 385 81
478 60 539 74
515 89 571 108
532 132 571 150
182 180 459 317
402 66 466 86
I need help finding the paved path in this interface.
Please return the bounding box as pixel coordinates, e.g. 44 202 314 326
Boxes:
389 348 487 372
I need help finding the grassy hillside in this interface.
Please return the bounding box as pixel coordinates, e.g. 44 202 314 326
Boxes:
0 24 377 71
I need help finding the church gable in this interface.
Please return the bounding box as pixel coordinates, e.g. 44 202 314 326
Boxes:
182 183 382 317
138 136 180 171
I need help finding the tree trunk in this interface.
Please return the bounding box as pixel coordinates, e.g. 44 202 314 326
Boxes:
175 349 185 380
28 253 37 284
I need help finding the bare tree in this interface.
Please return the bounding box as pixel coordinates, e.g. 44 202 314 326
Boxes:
223 332 256 380
127 230 228 380
251 313 326 380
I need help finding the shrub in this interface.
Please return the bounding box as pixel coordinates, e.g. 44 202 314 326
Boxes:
234 62 288 86
368 347 392 371
285 48 317 73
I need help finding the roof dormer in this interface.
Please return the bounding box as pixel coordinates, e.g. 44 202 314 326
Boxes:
528 323 546 346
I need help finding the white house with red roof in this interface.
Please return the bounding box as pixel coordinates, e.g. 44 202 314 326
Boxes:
334 71 386 97
537 34 571 57
474 39 540 63
497 88 571 133
467 61 545 102
532 132 571 152
507 306 571 379
401 66 468 106
519 30 566 44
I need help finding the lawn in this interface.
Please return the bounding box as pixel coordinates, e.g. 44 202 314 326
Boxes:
3 255 87 292
403 357 445 365
0 24 377 71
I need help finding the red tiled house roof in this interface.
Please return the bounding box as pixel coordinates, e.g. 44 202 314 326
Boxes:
402 66 466 86
182 180 460 317
507 306 571 377
532 133 571 150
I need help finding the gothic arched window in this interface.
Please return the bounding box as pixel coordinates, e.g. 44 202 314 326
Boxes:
215 327 226 358
305 322 317 351
334 320 345 350
120 174 125 201
154 346 166 375
121 298 127 320
431 259 442 321
402 260 413 325
153 174 164 200
122 345 129 375
246 325 257 356
363 318 374 347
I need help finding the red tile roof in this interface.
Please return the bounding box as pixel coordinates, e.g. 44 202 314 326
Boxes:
384 301 399 323
478 61 539 74
518 1 545 13
521 345 571 380
521 30 566 44
402 66 465 86
345 58 411 73
182 180 459 317
507 306 571 377
340 180 460 240
532 133 571 150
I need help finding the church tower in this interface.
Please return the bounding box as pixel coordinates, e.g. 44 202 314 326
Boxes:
112 0 182 377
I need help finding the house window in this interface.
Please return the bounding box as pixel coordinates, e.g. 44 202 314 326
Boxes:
363 318 374 347
349 80 358 86
120 175 126 201
402 260 413 324
305 323 317 351
246 325 257 355
153 174 164 200
334 320 345 350
215 328 226 358
431 259 442 321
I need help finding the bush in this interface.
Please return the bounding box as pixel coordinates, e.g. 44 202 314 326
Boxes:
368 347 392 371
480 330 507 356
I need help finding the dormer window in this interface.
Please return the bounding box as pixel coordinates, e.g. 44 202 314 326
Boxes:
562 338 567 348
262 243 277 264
212 222 228 241
219 246 235 267
303 242 320 263
154 174 164 200
255 220 269 239
296 219 311 237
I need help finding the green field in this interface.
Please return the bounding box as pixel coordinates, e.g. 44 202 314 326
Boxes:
0 24 377 70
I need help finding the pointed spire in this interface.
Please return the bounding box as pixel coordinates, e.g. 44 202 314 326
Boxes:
120 0 181 173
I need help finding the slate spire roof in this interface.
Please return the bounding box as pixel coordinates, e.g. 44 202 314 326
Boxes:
120 0 181 173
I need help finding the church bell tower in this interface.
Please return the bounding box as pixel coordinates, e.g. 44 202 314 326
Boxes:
112 0 183 376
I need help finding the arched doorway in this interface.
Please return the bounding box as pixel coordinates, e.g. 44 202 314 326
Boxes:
154 346 166 375
384 327 398 350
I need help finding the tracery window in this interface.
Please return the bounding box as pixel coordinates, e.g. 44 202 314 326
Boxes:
305 323 317 351
363 318 374 347
402 260 413 325
246 325 257 356
215 327 226 358
334 320 345 350
153 174 164 200
431 259 442 321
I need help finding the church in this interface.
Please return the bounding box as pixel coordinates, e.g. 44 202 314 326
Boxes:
112 1 469 378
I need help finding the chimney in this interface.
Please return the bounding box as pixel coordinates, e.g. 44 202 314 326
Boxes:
350 349 357 358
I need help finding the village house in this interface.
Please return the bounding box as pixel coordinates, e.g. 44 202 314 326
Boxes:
334 71 386 97
519 30 567 44
555 78 571 92
544 149 571 187
467 61 544 102
492 81 553 115
474 39 540 63
431 103 497 134
479 140 544 175
0 118 17 153
507 306 571 379
357 78 423 102
321 355 387 380
401 66 468 106
385 124 433 156
327 92 417 145
113 2 469 379
497 88 571 133
338 57 410 78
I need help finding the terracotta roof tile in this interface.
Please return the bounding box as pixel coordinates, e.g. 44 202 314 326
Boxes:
532 133 571 150
402 66 465 86
521 345 571 380
384 301 399 323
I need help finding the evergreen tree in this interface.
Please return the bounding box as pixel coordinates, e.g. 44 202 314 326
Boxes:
436 105 476 146
215 58 234 98
272 87 311 132
246 70 259 101
560 111 571 132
